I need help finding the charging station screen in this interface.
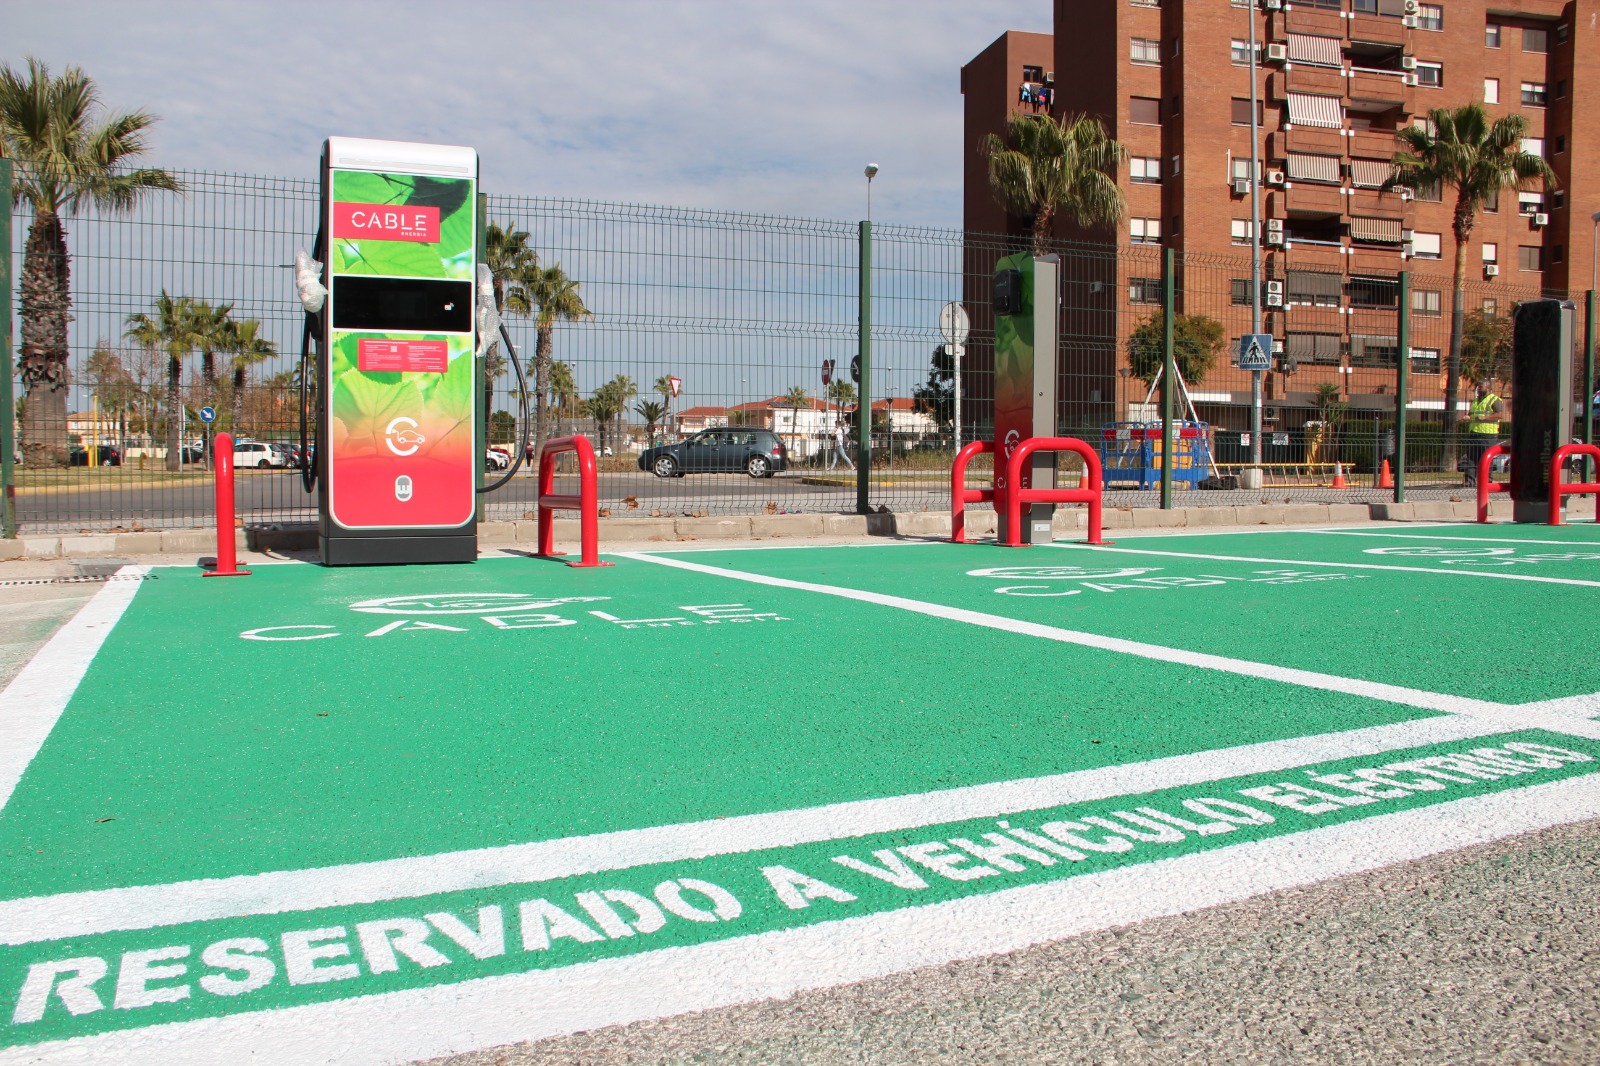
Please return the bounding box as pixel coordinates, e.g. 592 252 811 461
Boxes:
326 160 477 531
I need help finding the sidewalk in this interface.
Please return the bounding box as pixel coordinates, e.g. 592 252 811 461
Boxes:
0 498 1512 563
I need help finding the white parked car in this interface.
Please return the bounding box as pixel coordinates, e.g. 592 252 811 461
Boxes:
233 440 289 468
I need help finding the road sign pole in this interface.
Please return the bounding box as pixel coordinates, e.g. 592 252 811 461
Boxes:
953 343 963 453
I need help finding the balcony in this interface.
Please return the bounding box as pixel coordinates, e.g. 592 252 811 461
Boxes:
1273 126 1346 157
1349 188 1407 216
1283 65 1346 97
1348 68 1409 108
1349 245 1405 275
1350 127 1402 158
1284 182 1347 216
1283 7 1346 38
1282 240 1345 271
1348 13 1405 45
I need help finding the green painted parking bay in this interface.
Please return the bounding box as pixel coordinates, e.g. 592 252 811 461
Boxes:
0 555 1439 902
4 536 1600 1062
661 532 1600 705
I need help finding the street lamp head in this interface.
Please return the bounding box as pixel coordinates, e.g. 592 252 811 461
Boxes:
864 163 879 181
1591 209 1600 223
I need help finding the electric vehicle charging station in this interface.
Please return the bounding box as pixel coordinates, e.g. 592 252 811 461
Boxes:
992 252 1060 544
312 137 482 565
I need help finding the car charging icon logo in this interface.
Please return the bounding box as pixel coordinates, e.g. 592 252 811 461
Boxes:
385 416 425 457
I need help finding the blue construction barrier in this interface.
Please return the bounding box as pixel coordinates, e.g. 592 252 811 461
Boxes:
1099 421 1212 489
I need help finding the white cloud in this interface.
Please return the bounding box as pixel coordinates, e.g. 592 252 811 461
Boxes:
9 0 1047 226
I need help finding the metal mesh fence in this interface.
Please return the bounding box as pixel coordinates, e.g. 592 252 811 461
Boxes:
3 164 1592 533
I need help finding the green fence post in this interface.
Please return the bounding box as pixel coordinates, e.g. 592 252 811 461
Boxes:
856 220 872 515
0 158 13 539
1395 271 1409 503
1160 247 1175 509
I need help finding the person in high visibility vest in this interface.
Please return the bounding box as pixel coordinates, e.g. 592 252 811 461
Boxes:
1463 382 1505 486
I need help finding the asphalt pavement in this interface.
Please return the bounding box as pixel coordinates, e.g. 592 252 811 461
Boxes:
426 816 1600 1066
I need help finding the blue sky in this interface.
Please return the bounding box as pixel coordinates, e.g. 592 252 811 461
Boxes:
11 0 1048 228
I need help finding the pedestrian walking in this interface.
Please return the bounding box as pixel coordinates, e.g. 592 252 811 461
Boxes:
829 421 855 471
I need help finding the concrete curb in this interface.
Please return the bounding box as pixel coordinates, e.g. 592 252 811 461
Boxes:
2 499 1523 561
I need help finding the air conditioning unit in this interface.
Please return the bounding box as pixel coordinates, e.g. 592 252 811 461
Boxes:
1232 178 1251 196
1534 212 1550 227
1484 263 1501 277
1403 0 1419 13
1403 73 1419 86
1266 169 1287 185
1266 218 1284 233
1267 43 1288 62
1401 56 1417 70
1398 187 1414 201
1044 72 1055 85
1264 406 1281 423
1402 15 1418 28
1265 280 1286 307
1266 229 1285 247
1263 0 1282 9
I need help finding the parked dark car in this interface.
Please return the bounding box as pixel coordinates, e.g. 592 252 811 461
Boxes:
69 444 122 466
639 428 788 478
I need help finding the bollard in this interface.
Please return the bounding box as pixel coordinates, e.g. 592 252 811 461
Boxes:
204 432 251 577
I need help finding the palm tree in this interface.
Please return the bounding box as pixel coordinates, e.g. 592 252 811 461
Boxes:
223 318 277 437
1388 104 1555 469
548 360 577 434
634 399 667 446
586 381 624 454
980 112 1127 254
508 262 591 446
781 386 811 454
124 291 203 471
189 300 235 407
483 221 535 436
0 57 183 466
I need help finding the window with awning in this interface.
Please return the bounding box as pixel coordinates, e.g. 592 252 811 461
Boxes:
1288 271 1342 306
1286 332 1343 364
1351 216 1403 243
1287 153 1341 183
1287 33 1342 67
1350 159 1395 188
1286 93 1343 129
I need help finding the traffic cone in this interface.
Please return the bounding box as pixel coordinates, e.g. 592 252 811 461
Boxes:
1331 461 1348 489
1378 459 1393 489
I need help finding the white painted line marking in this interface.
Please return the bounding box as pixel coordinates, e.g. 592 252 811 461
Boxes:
619 553 1600 740
0 566 148 812
0 716 1513 946
1046 542 1600 588
1307 530 1600 547
10 775 1597 1066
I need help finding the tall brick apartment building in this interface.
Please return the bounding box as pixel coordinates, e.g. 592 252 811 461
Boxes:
960 0 1597 437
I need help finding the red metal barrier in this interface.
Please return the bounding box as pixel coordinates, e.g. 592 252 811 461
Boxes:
1002 436 1107 547
1548 443 1600 527
538 435 612 567
1476 444 1512 524
204 432 250 577
950 440 995 543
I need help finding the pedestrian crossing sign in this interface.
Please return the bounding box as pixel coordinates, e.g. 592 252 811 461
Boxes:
1238 333 1273 370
